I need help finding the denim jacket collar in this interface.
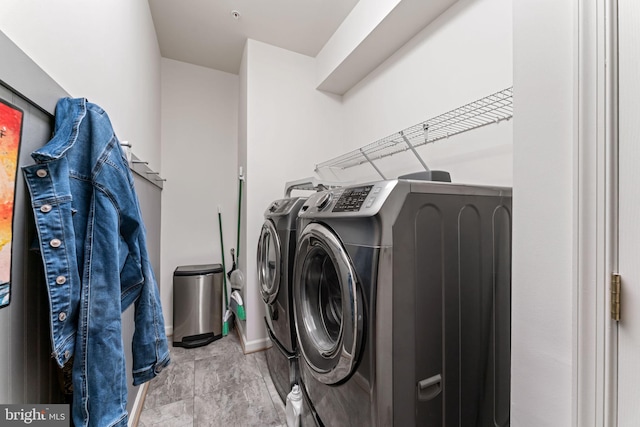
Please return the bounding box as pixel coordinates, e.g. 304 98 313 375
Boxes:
32 97 86 162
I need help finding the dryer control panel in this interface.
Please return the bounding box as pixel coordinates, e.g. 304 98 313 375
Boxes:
332 185 373 212
299 180 399 218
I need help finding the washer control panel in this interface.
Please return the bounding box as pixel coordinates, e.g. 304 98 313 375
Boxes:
265 197 305 216
332 185 373 212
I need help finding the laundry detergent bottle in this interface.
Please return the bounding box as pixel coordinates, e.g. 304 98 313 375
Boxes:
285 384 302 427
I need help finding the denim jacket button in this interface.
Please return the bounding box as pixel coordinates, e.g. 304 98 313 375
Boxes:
63 350 70 360
40 204 52 213
36 169 48 178
58 312 67 322
50 239 62 248
56 276 66 285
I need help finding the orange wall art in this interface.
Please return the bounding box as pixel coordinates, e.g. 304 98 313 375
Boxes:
0 99 23 308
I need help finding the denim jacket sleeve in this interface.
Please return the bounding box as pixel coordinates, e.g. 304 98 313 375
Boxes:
87 106 171 386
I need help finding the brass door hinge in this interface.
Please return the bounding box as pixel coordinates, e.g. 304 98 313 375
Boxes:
611 273 621 322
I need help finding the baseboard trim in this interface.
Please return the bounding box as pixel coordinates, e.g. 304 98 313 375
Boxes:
168 320 270 353
237 321 270 354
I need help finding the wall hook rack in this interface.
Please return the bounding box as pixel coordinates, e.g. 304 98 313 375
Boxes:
119 141 165 188
315 87 513 179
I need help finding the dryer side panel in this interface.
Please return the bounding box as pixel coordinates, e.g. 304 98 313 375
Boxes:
393 193 512 427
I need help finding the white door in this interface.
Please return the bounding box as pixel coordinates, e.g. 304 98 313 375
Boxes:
617 0 640 424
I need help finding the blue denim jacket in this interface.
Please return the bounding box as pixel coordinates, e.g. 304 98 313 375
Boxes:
22 98 170 427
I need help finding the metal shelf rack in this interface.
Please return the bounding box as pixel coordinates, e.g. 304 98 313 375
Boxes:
315 87 513 179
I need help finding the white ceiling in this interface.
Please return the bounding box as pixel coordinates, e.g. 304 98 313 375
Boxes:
148 0 361 74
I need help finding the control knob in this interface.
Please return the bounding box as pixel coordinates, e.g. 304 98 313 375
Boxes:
316 193 332 210
268 201 280 212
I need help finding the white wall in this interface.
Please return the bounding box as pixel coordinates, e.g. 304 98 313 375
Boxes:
316 0 403 86
0 0 162 416
0 0 162 171
322 0 513 186
160 58 239 334
238 43 250 343
512 0 576 425
241 39 345 349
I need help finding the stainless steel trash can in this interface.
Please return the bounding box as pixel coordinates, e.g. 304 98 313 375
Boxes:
173 263 223 348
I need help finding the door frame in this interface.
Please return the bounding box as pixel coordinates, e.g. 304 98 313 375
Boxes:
575 0 618 425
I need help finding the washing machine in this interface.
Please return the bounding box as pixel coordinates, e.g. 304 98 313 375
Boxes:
257 196 307 403
293 179 512 426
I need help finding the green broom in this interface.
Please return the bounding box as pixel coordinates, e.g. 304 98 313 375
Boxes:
218 207 232 336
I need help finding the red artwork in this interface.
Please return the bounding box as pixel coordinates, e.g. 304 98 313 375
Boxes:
0 99 23 307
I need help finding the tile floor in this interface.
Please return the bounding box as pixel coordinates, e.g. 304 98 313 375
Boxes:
138 330 286 427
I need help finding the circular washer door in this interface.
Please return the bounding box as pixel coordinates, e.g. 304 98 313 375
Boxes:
257 220 281 305
293 222 362 385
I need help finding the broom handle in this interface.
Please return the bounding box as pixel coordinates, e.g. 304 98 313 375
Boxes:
236 172 243 261
218 209 229 310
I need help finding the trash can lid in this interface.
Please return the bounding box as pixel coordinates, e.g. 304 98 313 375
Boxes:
174 263 223 276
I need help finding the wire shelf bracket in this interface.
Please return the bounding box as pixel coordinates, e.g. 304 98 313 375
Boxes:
315 87 513 175
360 147 387 179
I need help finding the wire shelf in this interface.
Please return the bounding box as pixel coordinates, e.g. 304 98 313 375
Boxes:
315 87 513 173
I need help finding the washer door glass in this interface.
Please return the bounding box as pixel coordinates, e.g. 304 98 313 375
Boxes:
294 222 362 385
257 220 280 305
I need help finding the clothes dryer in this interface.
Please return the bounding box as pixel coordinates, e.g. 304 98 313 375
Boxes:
257 196 307 403
293 179 512 426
